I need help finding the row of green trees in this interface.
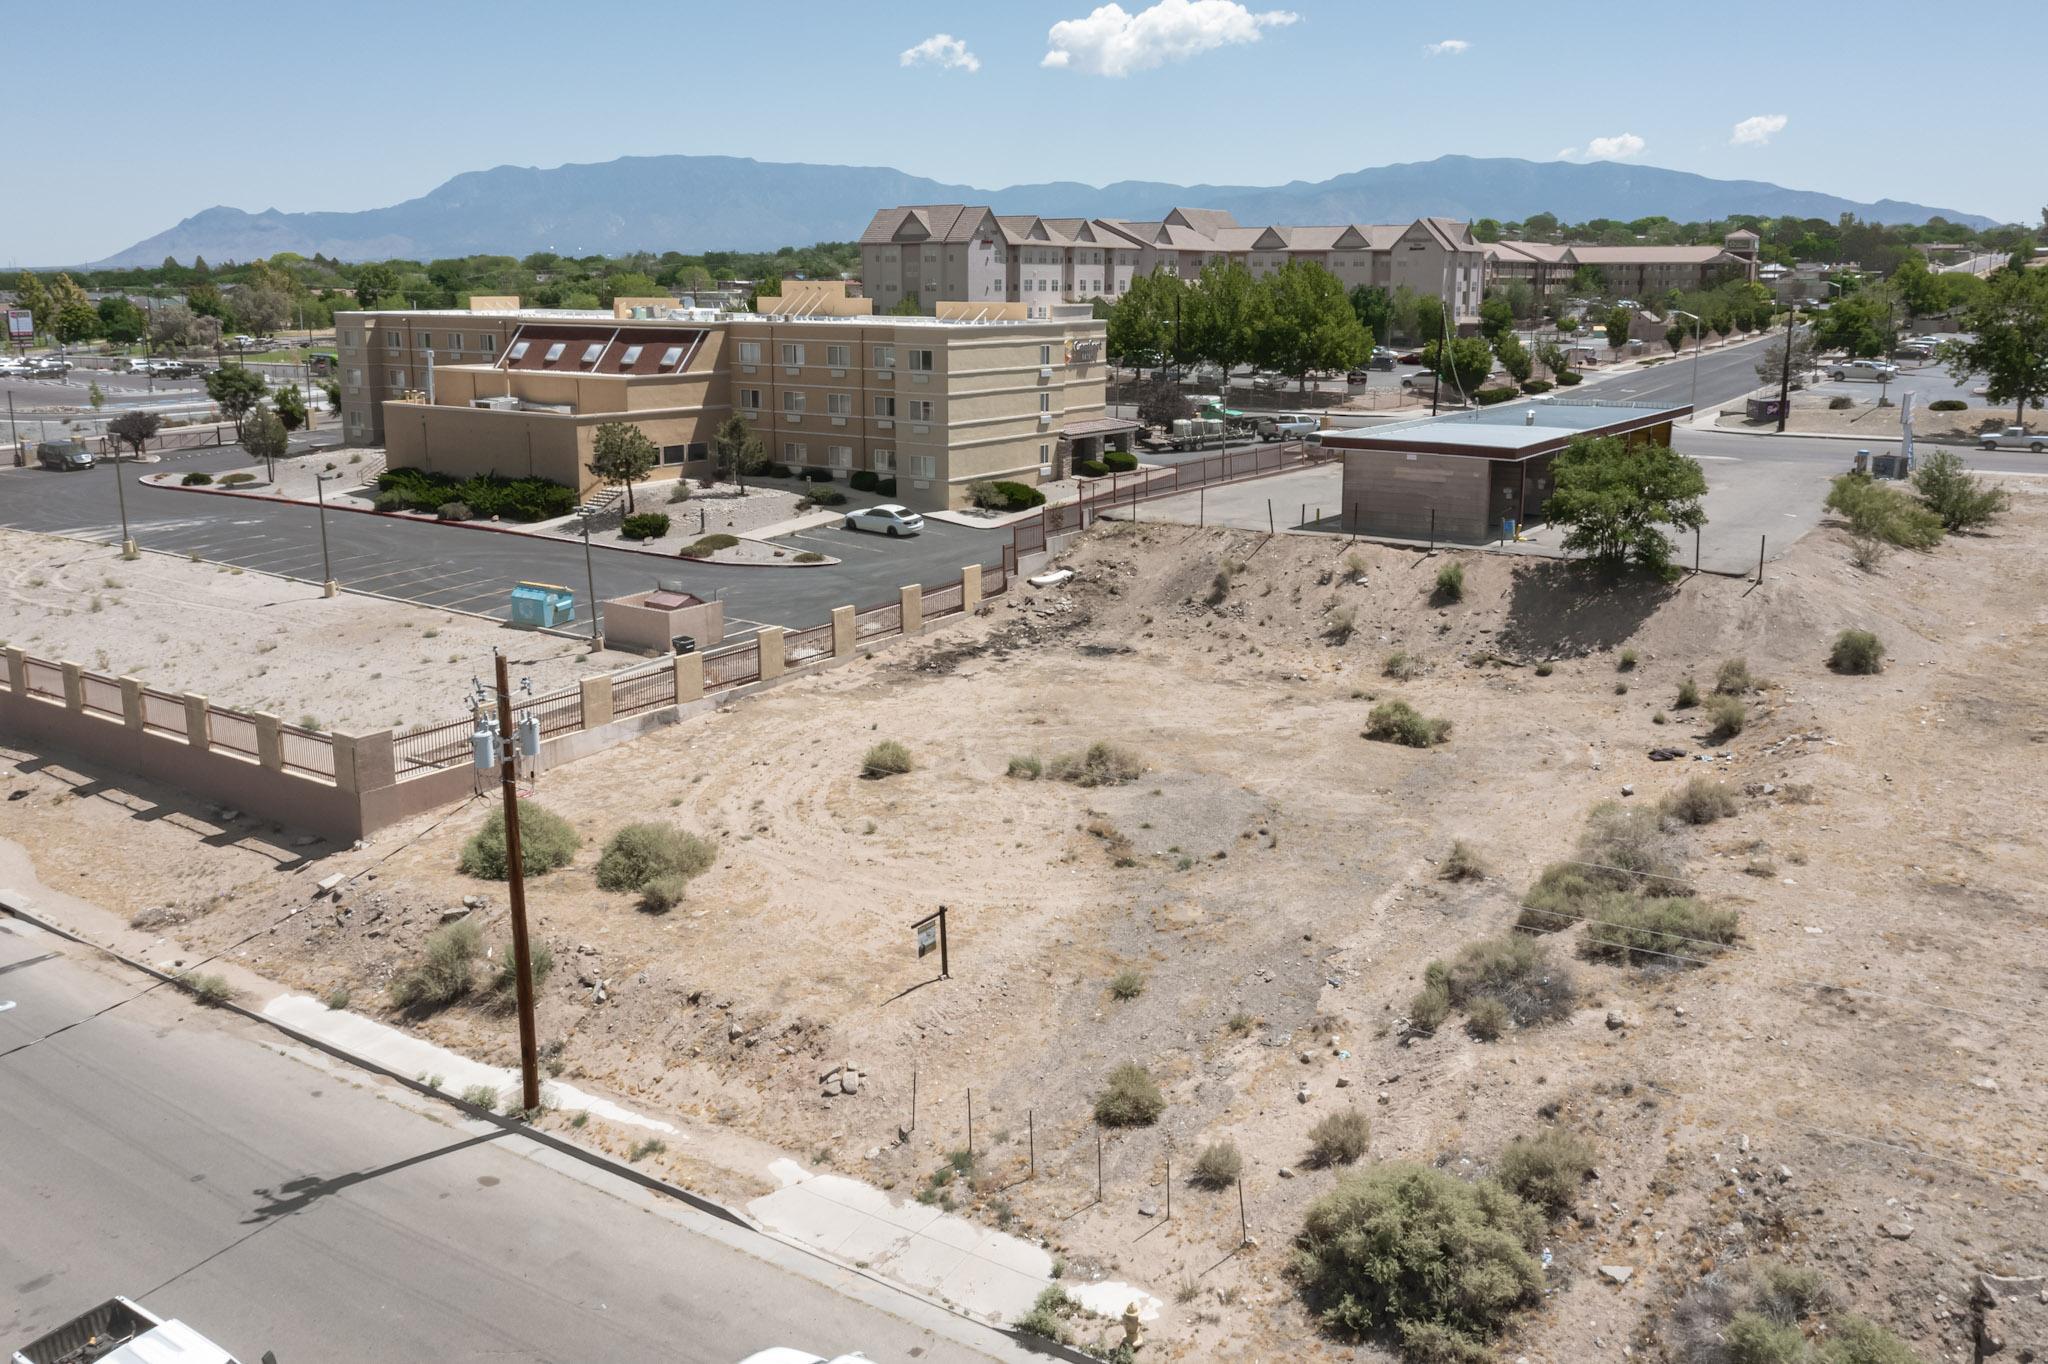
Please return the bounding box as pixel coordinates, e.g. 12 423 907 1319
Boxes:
1107 261 1373 391
1479 208 2041 275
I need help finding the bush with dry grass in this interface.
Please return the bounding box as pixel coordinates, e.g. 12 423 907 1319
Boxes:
1050 740 1144 786
1383 650 1420 680
1663 777 1738 826
1704 694 1747 743
594 822 716 893
459 800 579 879
1828 629 1884 675
1306 1109 1373 1166
1192 1141 1244 1189
1093 1061 1166 1126
1364 699 1451 748
1714 658 1754 694
1439 839 1487 882
1581 895 1740 966
390 919 481 1011
1492 1128 1596 1215
1441 934 1574 1027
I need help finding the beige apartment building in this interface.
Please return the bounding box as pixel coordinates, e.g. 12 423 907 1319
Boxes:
861 205 1488 322
341 283 1112 511
1483 229 1760 298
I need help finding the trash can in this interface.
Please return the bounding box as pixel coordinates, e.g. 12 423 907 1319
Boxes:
671 634 697 656
508 581 576 629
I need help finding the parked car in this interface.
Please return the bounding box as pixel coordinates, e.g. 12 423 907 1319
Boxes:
155 359 203 378
0 356 36 377
1895 342 1934 360
1396 350 1425 365
736 1351 871 1364
1828 359 1899 382
31 356 70 377
1257 414 1319 441
843 503 924 536
36 439 94 470
1979 425 2046 452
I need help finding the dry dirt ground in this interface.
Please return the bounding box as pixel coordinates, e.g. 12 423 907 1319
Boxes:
4 484 2045 1362
0 525 642 733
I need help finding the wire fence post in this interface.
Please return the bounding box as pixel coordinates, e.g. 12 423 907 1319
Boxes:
966 1087 973 1156
1096 1130 1104 1205
1237 1176 1248 1247
1165 1150 1172 1220
1695 526 1701 575
1429 508 1436 552
1757 534 1767 584
1199 485 1205 528
910 1064 917 1134
1267 499 1274 535
1028 1110 1036 1179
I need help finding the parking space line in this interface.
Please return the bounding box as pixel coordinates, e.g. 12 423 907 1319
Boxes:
794 530 884 555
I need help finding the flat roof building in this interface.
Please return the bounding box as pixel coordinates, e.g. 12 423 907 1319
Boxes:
339 286 1111 511
1484 232 1760 298
1318 400 1690 543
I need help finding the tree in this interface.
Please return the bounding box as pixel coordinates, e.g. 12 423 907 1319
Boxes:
187 279 233 324
204 365 267 439
96 296 146 344
1544 435 1708 577
13 271 50 339
1255 261 1368 392
1348 284 1393 346
710 413 766 493
1755 331 1816 386
1665 323 1687 355
231 285 290 335
1536 340 1572 380
1942 266 2048 425
54 301 99 344
1493 332 1532 384
1524 211 1560 239
1501 280 1536 321
1136 374 1193 430
1478 294 1515 342
241 406 289 475
106 409 161 460
1812 288 1895 358
320 379 341 412
1187 260 1268 384
597 272 663 306
1604 306 1634 353
745 274 782 310
1572 265 1608 297
273 385 308 433
1472 217 1503 243
1106 270 1176 370
1423 336 1495 396
352 262 401 309
887 292 923 316
587 420 659 512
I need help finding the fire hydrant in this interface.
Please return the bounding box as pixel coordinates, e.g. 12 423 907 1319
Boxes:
1121 1300 1144 1351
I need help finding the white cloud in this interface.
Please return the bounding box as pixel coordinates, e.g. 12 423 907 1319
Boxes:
900 33 981 72
1042 0 1299 76
1559 132 1647 161
1731 113 1788 146
1424 38 1470 56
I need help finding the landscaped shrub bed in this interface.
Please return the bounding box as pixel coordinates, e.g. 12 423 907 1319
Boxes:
374 468 577 521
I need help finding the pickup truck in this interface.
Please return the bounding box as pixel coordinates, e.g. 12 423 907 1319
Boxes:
1257 415 1318 442
1978 425 2045 452
10 1296 244 1364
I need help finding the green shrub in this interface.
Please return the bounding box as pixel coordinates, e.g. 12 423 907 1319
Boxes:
1015 1286 1073 1343
639 874 691 913
1364 699 1451 748
1383 650 1420 680
797 466 833 482
1617 649 1638 671
1307 1109 1373 1166
458 801 579 879
803 484 847 506
488 940 555 1003
1663 777 1739 825
1109 969 1146 1000
1533 661 1553 676
1582 800 1683 881
1556 371 1583 386
1102 451 1139 473
1397 1321 1497 1364
992 479 1046 509
620 511 671 540
1724 1310 1808 1364
372 468 574 521
1193 1141 1244 1188
667 480 692 504
1928 398 1966 412
181 471 213 486
594 822 717 892
323 985 351 1010
1465 995 1510 1041
436 500 474 521
1715 658 1753 694
850 469 879 492
1519 379 1553 395
1006 754 1042 780
1439 840 1487 882
875 477 896 496
1293 1163 1543 1347
1443 934 1573 1026
793 550 825 563
680 533 739 558
1471 386 1520 406
1517 864 1600 933
764 462 793 479
1752 1263 1829 1323
390 919 481 1010
177 971 233 1007
1675 676 1700 709
1434 561 1465 602
1913 448 2008 531
1076 457 1110 477
1825 474 1945 549
462 1083 501 1113
1704 693 1747 743
1049 740 1143 786
1817 1315 1921 1364
1492 1128 1596 1215
1581 895 1740 966
1828 395 1854 411
861 739 912 777
1407 983 1450 1032
1829 628 1883 674
1093 1061 1166 1126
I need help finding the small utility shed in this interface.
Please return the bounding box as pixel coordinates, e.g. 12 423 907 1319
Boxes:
1319 400 1690 543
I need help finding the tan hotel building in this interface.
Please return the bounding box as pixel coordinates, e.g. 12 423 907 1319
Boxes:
337 285 1117 510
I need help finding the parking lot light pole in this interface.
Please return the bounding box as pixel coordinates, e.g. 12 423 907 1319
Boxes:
1672 309 1704 415
579 513 599 645
315 471 337 597
109 443 136 559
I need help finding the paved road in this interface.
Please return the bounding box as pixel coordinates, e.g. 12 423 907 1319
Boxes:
0 444 1006 642
0 914 1014 1363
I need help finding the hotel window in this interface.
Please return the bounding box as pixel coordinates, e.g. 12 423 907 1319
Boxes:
507 340 529 361
619 344 643 367
872 395 895 417
737 388 761 409
480 335 497 354
783 441 805 461
544 342 565 362
827 444 852 468
779 342 804 366
782 391 806 413
1039 392 1051 412
873 448 894 471
737 340 761 364
660 444 690 465
907 349 934 372
908 454 936 479
391 369 406 387
1040 344 1052 366
660 344 685 368
908 399 934 421
827 393 852 416
826 344 850 368
347 368 362 387
581 342 603 365
386 332 401 349
449 333 464 350
872 345 896 368
417 333 430 348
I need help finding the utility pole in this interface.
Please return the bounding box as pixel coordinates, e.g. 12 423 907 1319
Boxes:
315 471 337 597
110 441 136 559
494 652 542 1115
6 391 18 467
580 513 599 644
1774 304 1798 434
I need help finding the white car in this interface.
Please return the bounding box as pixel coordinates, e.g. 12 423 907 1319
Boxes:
736 1351 870 1364
1979 425 2046 452
843 503 925 536
0 356 36 377
1829 359 1899 382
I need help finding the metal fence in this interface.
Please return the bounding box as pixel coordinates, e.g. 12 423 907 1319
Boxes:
782 622 834 665
855 601 901 640
611 662 675 718
528 687 584 740
393 713 477 774
921 582 964 618
1011 441 1321 563
24 660 63 699
141 688 187 737
81 675 124 718
703 642 761 689
280 724 336 779
209 710 258 758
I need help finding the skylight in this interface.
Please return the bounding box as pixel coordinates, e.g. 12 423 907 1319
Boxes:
581 342 603 365
507 341 529 360
619 345 643 367
544 342 565 362
660 345 684 368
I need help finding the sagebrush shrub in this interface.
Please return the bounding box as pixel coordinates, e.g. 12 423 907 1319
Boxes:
1714 658 1753 694
459 801 579 879
391 919 481 1010
1828 629 1883 675
1307 1109 1373 1166
1704 694 1747 743
1723 1310 1807 1364
1439 840 1487 881
1465 996 1510 1041
639 874 690 913
1109 969 1146 1000
1383 650 1421 680
1049 741 1143 786
1193 1141 1244 1188
1493 1128 1596 1215
1434 561 1465 602
861 740 913 777
1444 934 1574 1026
594 822 716 892
1364 699 1451 748
1093 1062 1165 1126
1006 754 1042 780
1663 777 1739 826
1407 983 1450 1032
488 940 554 1003
1581 895 1740 966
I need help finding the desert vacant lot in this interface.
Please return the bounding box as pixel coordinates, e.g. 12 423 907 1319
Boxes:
4 485 2043 1361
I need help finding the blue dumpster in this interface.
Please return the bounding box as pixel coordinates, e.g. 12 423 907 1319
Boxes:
509 581 576 628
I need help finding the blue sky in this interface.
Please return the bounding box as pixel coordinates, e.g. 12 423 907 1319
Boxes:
6 0 2041 265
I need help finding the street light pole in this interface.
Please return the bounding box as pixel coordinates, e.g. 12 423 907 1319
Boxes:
1673 309 1703 415
580 513 600 645
494 651 543 1116
1775 304 1799 434
109 441 136 559
314 471 337 598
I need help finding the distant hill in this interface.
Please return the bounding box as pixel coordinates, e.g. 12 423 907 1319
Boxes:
94 153 1998 267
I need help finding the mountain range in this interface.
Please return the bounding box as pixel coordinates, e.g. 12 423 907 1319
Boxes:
94 153 1998 267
